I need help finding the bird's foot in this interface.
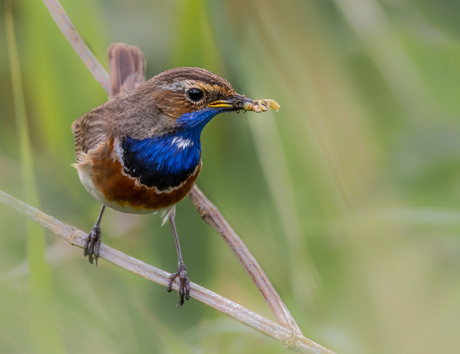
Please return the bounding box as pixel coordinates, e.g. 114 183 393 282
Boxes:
83 224 102 267
167 262 191 307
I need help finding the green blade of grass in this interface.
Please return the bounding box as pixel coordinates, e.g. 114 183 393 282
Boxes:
172 0 220 71
5 1 64 352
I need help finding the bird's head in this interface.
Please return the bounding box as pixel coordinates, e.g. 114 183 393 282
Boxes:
135 67 279 133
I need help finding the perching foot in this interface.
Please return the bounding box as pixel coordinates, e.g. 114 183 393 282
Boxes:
83 224 102 267
167 262 191 307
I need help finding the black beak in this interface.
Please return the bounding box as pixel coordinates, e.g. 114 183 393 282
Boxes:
208 94 280 113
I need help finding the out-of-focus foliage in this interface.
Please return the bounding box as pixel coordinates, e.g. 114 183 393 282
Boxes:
1 0 460 353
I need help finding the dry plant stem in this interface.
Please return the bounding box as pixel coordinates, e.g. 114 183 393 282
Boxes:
42 0 301 334
0 190 334 354
189 186 301 333
42 0 111 94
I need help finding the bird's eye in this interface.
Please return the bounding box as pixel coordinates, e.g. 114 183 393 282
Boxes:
187 88 204 102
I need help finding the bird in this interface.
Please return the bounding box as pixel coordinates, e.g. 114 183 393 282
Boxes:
72 43 279 306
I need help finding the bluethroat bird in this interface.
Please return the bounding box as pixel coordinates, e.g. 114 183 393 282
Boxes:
72 43 279 306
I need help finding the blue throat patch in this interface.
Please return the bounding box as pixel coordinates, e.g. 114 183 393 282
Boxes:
122 108 222 190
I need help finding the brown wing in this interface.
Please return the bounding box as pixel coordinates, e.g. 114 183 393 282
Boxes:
72 109 109 164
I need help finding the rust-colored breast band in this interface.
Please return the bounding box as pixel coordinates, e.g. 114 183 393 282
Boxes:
90 139 201 211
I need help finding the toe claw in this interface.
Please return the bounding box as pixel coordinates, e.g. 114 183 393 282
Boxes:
167 271 177 292
185 279 191 300
84 225 101 266
168 263 191 306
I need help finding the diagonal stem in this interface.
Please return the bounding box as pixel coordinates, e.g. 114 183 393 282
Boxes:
188 186 301 333
42 0 110 94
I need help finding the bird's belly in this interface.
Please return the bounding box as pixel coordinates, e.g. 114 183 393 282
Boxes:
76 140 201 214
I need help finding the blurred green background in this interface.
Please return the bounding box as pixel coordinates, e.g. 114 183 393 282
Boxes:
2 0 460 353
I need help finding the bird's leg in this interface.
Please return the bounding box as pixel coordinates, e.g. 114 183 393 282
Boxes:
166 210 191 306
84 205 106 267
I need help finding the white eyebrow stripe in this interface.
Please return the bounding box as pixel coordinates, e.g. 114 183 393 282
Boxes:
171 137 193 149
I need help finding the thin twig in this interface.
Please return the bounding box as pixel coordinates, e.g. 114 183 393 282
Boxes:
42 0 110 94
0 190 333 354
189 186 301 332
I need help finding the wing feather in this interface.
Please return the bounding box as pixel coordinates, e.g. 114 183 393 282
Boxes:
72 110 109 164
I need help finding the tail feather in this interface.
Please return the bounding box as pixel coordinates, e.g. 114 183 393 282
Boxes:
108 43 146 99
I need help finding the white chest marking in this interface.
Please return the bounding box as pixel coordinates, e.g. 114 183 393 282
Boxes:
171 137 193 150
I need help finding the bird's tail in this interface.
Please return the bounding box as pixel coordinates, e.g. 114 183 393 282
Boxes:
108 43 146 99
